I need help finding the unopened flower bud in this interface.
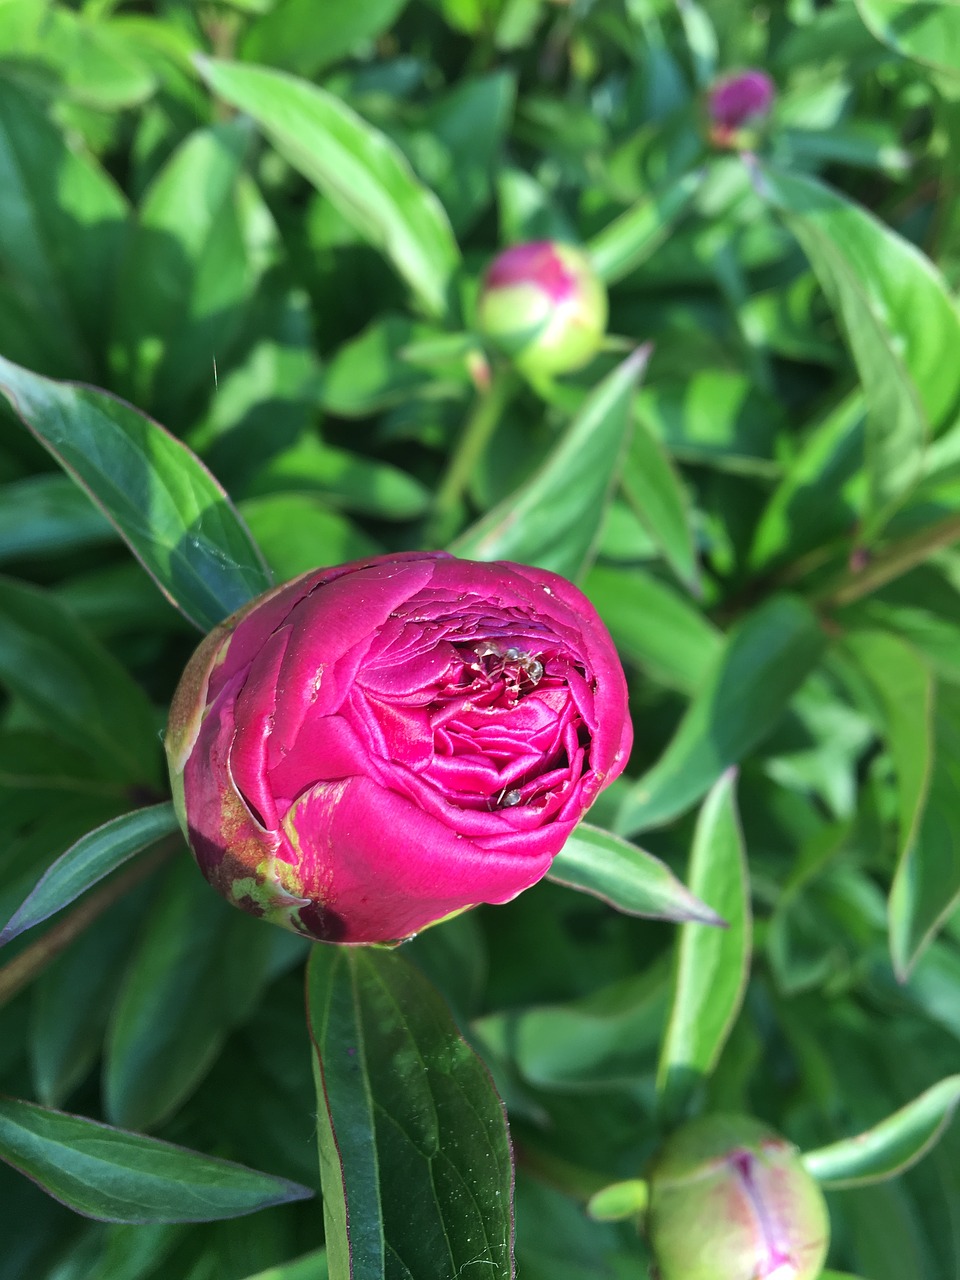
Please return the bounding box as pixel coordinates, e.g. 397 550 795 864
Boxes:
477 241 608 377
647 1114 829 1280
708 70 775 145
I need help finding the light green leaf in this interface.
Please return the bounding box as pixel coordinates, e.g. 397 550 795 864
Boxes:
616 596 825 834
548 823 724 925
755 164 960 530
239 495 378 582
0 804 177 947
0 1096 313 1223
855 0 960 78
240 1251 329 1280
657 771 751 1120
587 169 703 285
306 945 514 1280
242 0 411 76
451 346 650 579
586 1179 648 1223
803 1075 960 1187
111 121 277 424
0 355 272 632
584 565 721 696
621 415 698 591
196 58 461 319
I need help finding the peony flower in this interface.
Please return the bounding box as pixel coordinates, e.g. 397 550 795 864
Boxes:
708 70 775 145
476 241 608 377
165 552 632 945
646 1114 830 1280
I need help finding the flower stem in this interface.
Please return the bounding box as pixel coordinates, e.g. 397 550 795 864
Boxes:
427 367 516 546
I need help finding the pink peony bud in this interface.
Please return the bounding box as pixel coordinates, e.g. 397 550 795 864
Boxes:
647 1114 829 1280
708 70 775 144
165 552 632 945
477 241 608 377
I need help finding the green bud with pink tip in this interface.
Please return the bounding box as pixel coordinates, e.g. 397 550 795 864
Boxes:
647 1114 830 1280
477 241 608 377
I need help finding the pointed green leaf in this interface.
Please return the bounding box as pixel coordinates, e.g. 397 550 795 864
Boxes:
841 631 937 978
755 164 960 530
0 578 161 787
621 415 698 591
196 58 460 319
451 346 650 580
306 946 514 1280
242 0 410 76
802 1075 960 1188
657 771 751 1121
0 355 272 631
0 804 177 947
588 170 702 285
617 596 825 834
548 823 723 925
0 1096 313 1223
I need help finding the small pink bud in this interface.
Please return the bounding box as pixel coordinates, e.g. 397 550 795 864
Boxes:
647 1114 829 1280
477 241 608 377
708 71 775 145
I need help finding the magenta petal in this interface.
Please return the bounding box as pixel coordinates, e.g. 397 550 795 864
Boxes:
286 776 555 943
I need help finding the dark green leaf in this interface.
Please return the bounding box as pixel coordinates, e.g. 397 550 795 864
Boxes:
104 858 279 1131
0 1096 312 1223
196 59 461 319
657 771 751 1120
0 355 272 631
616 596 825 834
240 1251 330 1280
548 823 723 924
451 346 650 579
306 945 514 1280
0 475 114 563
803 1075 960 1188
621 414 698 591
0 804 177 947
0 79 128 379
0 578 160 787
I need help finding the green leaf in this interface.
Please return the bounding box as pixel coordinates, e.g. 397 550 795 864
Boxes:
840 632 936 978
755 164 960 530
889 696 960 979
584 565 721 696
0 578 161 787
0 1096 312 1223
306 945 514 1280
616 596 825 834
621 414 698 591
0 78 128 379
240 1251 329 1280
0 355 272 632
196 58 461 320
0 475 114 563
855 0 960 78
548 823 724 925
0 804 177 947
242 0 411 76
450 346 650 579
587 169 702 285
316 315 451 417
656 771 751 1121
104 858 278 1131
111 121 277 424
239 495 379 583
802 1075 960 1188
